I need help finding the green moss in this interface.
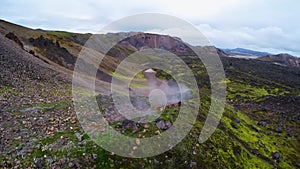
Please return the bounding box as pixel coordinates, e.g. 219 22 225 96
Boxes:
109 71 146 82
46 31 74 38
227 81 270 102
129 83 149 89
25 130 111 168
159 107 179 122
221 105 300 168
0 85 23 97
39 100 72 112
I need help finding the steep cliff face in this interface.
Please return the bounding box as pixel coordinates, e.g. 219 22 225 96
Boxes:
29 35 76 69
5 32 24 49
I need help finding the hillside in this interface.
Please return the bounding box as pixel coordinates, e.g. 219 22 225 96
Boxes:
223 48 271 57
0 20 300 168
259 53 300 67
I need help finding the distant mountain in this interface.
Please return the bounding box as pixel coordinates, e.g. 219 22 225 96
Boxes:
258 53 300 67
222 48 271 58
222 48 300 67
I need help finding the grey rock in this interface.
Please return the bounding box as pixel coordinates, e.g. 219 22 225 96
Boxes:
258 121 267 127
92 154 98 160
231 123 239 129
190 161 197 167
33 158 44 169
272 152 281 162
156 120 166 130
165 121 172 129
75 133 82 141
78 141 87 146
68 162 74 168
156 120 172 130
275 127 282 133
132 125 139 134
232 118 240 123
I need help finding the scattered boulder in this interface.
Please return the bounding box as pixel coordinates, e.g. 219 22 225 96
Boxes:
165 121 172 129
33 157 44 169
132 125 138 134
156 120 172 130
233 146 242 156
234 106 239 112
231 122 239 129
275 127 282 133
68 162 75 168
121 120 139 134
75 133 82 141
258 121 267 127
156 120 166 130
252 149 260 156
272 152 282 162
287 131 293 137
143 123 150 129
232 118 240 123
29 50 35 55
92 154 98 160
190 161 197 167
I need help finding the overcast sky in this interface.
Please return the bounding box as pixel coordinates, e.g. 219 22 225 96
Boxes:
1 0 299 56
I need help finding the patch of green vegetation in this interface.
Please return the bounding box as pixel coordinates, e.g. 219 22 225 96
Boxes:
46 31 74 38
28 131 75 161
12 111 22 116
221 105 300 168
0 85 10 94
17 99 72 113
26 130 113 168
223 115 259 143
227 81 271 102
72 86 97 97
42 100 72 112
11 140 20 147
160 108 179 122
129 83 149 89
0 85 23 97
185 125 273 169
109 71 147 82
267 87 289 96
